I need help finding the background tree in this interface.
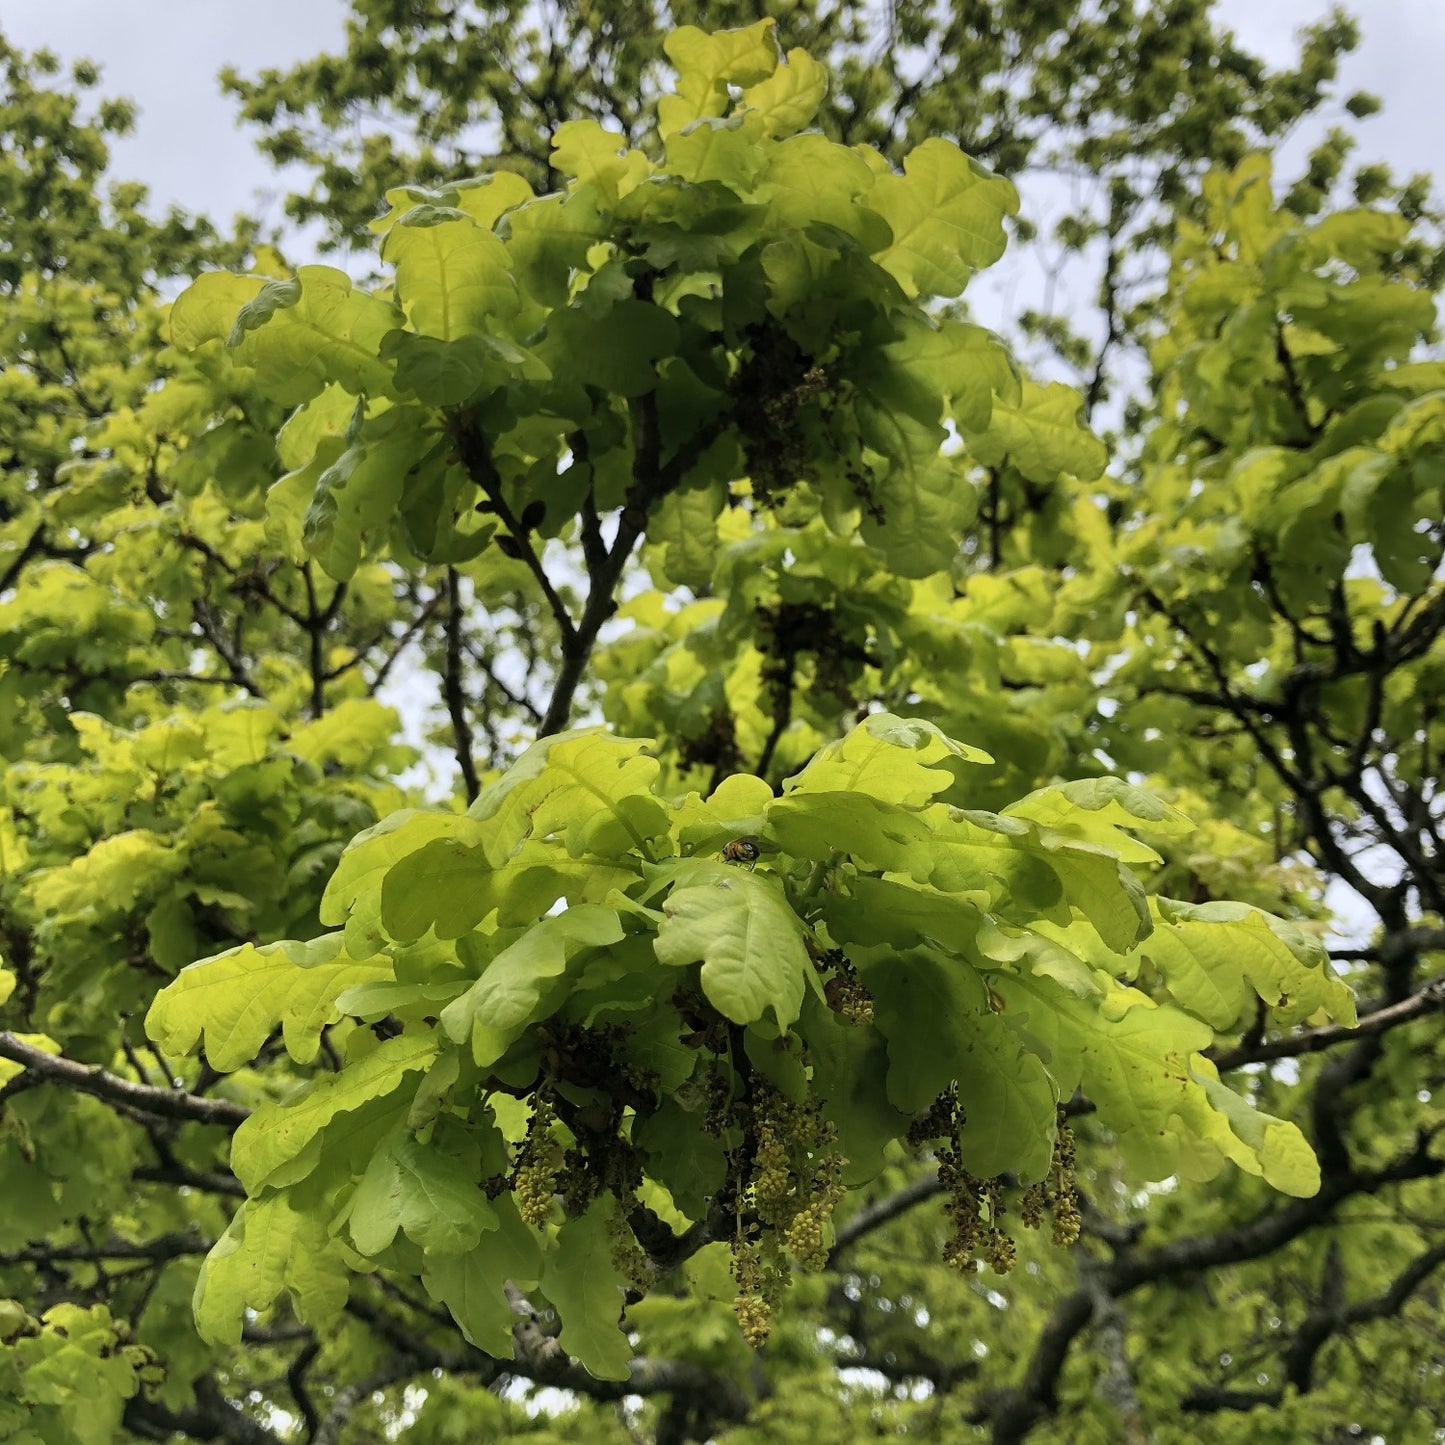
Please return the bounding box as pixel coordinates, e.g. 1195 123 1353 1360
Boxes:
0 13 1440 1445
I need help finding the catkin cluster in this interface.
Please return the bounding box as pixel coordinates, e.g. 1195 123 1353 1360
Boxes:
729 1239 781 1350
911 1092 1085 1270
606 1197 654 1292
728 1081 849 1347
750 1083 848 1263
513 1092 559 1228
1031 1115 1082 1247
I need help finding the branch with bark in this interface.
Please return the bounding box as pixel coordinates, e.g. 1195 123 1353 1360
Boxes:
0 1032 249 1129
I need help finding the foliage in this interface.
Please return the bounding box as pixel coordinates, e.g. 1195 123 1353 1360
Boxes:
0 12 1442 1445
222 0 1445 426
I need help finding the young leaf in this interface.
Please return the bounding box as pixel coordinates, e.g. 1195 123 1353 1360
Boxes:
193 1195 349 1346
145 937 393 1072
867 138 1019 298
231 1034 438 1192
383 210 520 337
654 863 809 1027
541 1208 633 1381
784 711 991 805
348 1124 498 1256
439 906 625 1066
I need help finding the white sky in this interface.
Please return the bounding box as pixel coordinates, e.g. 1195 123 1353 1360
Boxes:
3 0 1439 237
4 0 346 231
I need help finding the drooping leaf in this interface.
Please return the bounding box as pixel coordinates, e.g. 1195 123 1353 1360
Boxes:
348 1123 498 1256
231 1034 437 1192
857 943 1073 1183
193 1195 349 1346
439 906 625 1066
1147 898 1355 1028
541 1207 633 1380
423 1196 543 1354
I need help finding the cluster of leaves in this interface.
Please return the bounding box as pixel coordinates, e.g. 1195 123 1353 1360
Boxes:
172 21 1090 595
0 1298 164 1445
145 712 1343 1378
223 0 1400 410
131 22 1352 1381
4 700 404 1032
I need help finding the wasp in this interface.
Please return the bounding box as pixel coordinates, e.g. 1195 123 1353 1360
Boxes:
721 837 760 868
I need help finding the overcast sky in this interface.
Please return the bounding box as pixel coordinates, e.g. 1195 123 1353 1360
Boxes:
5 0 1440 233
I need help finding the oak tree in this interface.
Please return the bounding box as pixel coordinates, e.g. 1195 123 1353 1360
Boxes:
0 14 1441 1445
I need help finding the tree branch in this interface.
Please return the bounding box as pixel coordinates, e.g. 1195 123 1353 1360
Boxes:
1211 972 1445 1072
1182 1238 1445 1414
346 1286 751 1422
829 1170 944 1262
0 1033 249 1128
191 598 262 697
367 586 444 693
301 563 345 719
443 567 481 802
312 1358 415 1445
124 1375 283 1445
979 1132 1445 1441
0 1231 213 1267
450 417 577 648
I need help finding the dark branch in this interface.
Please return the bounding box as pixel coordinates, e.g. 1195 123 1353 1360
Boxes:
1183 1239 1445 1414
1211 972 1445 1072
829 1170 943 1262
0 1032 249 1128
443 567 481 802
124 1375 283 1445
450 416 577 648
0 1231 213 1267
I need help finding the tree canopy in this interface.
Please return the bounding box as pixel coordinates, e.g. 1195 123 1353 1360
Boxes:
0 8 1441 1445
